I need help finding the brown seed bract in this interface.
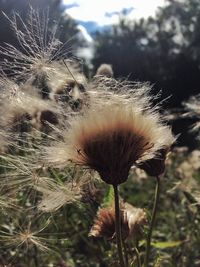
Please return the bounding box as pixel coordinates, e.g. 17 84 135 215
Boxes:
77 124 152 185
44 79 174 185
89 205 128 241
89 202 146 242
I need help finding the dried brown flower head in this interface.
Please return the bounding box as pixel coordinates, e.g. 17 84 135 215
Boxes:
89 202 146 242
96 64 114 78
89 205 128 241
0 81 60 134
45 79 174 185
51 78 88 112
67 107 173 185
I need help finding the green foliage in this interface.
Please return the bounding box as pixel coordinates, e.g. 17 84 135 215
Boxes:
151 240 182 249
1 150 199 266
101 185 114 208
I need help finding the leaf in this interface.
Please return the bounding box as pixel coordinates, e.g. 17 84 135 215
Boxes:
101 185 114 207
152 240 182 249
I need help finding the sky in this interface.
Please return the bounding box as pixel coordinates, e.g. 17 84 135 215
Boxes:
62 0 166 63
63 0 166 27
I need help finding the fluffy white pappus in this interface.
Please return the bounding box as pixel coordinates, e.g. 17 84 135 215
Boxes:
0 8 89 116
0 79 61 135
0 215 52 252
0 73 19 98
88 78 175 146
29 160 94 212
88 77 160 115
16 50 89 111
124 202 147 240
0 8 74 79
46 61 87 100
36 180 82 212
95 63 114 78
43 79 174 185
89 202 146 241
0 150 45 189
182 94 200 133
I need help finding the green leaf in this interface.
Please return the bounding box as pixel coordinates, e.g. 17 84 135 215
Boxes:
101 185 114 207
152 240 182 249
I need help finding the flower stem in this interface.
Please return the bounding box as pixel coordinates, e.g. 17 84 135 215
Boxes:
122 237 129 267
113 184 125 267
134 247 142 267
144 176 161 267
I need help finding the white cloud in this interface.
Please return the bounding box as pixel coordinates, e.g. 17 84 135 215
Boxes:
63 0 166 26
63 0 167 63
76 46 94 64
77 25 93 43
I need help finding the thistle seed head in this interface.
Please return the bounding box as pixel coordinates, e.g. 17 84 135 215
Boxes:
89 202 146 242
65 105 173 185
44 78 174 185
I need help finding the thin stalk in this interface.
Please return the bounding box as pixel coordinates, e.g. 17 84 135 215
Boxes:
134 247 142 267
144 176 161 267
113 184 125 267
122 238 129 267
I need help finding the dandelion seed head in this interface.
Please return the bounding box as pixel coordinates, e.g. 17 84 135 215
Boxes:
0 9 70 79
0 9 88 119
0 219 51 252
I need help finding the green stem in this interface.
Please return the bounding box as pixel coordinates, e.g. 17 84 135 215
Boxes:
113 184 125 267
144 176 161 267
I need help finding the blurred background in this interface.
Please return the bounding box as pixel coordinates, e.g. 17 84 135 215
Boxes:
1 2 200 267
0 0 200 147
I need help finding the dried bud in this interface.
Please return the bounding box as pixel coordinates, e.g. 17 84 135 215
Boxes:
137 148 169 176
